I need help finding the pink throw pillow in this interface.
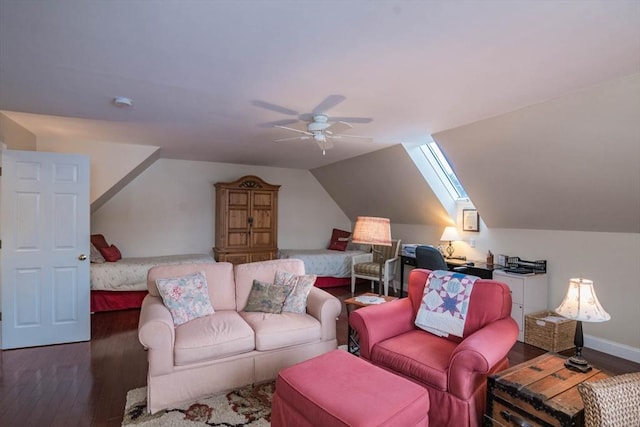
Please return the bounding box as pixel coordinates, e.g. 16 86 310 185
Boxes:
99 244 122 262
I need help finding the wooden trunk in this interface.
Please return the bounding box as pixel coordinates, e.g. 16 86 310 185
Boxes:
485 353 609 427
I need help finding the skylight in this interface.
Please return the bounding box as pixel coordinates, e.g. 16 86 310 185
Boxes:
420 142 468 200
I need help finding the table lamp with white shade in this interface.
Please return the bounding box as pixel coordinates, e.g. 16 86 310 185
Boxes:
555 278 610 373
440 226 461 258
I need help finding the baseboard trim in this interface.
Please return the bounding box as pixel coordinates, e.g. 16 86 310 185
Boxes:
585 334 640 364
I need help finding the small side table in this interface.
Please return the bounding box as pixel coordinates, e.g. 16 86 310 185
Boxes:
344 292 397 355
485 353 609 426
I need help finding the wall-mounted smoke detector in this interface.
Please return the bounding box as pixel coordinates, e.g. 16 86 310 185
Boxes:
112 96 133 107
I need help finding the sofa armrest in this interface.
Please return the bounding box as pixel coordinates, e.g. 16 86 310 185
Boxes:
138 295 176 376
306 287 342 341
448 316 518 399
349 298 415 359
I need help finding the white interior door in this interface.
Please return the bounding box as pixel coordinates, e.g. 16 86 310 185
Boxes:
1 149 90 349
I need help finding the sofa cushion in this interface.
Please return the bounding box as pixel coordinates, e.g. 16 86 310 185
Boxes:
274 270 317 314
244 279 289 313
174 310 255 365
156 271 215 326
371 329 456 391
240 311 321 351
353 262 381 276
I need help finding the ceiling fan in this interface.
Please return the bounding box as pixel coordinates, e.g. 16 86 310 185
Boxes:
252 95 373 155
274 114 373 155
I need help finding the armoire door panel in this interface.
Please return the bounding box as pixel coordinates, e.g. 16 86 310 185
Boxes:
252 192 273 207
252 231 273 247
228 209 249 229
228 191 249 207
252 210 272 229
227 231 249 247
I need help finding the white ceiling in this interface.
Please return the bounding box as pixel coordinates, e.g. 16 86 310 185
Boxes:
1 1 639 170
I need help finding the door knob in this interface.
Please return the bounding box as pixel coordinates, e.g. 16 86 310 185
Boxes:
78 254 87 261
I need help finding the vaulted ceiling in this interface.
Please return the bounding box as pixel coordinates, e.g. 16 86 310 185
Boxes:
1 1 638 170
1 1 639 233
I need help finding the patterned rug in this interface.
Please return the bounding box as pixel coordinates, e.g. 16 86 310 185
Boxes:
122 381 274 426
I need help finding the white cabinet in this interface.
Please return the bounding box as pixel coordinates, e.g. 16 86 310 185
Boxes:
493 270 548 342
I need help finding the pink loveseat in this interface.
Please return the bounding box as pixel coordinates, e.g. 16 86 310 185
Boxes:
138 259 342 414
350 268 518 427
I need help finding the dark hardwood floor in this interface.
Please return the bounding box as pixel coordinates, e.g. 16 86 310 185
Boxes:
1 282 638 426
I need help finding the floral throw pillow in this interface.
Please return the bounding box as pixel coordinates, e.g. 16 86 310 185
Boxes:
274 270 317 314
156 271 215 327
244 279 290 314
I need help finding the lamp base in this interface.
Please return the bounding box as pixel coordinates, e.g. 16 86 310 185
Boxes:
564 356 592 373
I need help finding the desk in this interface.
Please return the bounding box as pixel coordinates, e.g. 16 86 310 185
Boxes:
400 254 495 286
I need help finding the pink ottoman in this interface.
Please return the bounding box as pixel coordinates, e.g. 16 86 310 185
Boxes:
271 350 429 426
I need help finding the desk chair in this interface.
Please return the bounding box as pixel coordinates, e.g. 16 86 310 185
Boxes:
416 245 448 270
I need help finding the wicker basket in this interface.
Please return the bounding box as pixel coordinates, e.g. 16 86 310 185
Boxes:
524 310 576 352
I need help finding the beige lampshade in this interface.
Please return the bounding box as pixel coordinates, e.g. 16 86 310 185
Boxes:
440 226 461 242
555 278 611 322
351 216 392 246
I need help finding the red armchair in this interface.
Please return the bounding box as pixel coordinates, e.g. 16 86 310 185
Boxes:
350 268 518 427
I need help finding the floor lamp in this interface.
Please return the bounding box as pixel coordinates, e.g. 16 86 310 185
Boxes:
351 216 392 296
555 278 610 373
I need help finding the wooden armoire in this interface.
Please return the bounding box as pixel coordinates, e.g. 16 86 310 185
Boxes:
214 175 280 264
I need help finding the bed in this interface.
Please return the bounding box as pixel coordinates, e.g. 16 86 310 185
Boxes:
90 253 215 312
90 234 215 312
277 248 367 288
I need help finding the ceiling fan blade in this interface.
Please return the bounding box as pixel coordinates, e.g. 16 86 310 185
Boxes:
330 116 373 124
312 95 346 114
325 121 352 135
332 134 373 142
251 100 299 116
274 125 312 136
258 119 300 128
275 136 311 142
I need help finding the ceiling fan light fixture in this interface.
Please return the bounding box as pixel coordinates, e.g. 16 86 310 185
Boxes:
112 96 133 107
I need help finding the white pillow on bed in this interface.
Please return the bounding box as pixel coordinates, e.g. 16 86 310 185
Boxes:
90 243 106 263
156 271 215 326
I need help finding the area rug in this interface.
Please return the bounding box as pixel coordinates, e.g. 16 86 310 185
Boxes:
122 381 274 426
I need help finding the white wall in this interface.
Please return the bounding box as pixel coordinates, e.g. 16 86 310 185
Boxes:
36 138 159 205
91 158 351 257
89 156 639 362
391 221 640 362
